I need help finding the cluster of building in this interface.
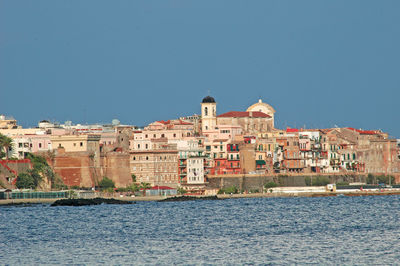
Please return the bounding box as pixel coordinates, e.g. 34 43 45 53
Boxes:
1 97 400 192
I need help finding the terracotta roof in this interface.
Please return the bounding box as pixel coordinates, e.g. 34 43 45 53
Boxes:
156 120 193 125
286 128 299 133
149 186 175 190
346 127 378 135
217 111 271 118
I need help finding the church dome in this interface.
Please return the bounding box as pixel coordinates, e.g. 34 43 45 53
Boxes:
247 99 276 115
202 96 216 103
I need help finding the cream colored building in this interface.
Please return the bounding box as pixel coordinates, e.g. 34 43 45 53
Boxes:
246 99 276 127
200 96 276 135
50 134 101 153
0 115 19 129
130 140 179 187
201 96 217 132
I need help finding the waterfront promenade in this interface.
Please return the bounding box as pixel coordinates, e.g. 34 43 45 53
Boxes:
2 188 400 205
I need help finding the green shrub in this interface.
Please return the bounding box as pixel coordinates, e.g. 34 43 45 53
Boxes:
217 186 239 194
264 182 278 189
16 173 35 189
177 187 187 195
98 177 115 191
336 181 349 186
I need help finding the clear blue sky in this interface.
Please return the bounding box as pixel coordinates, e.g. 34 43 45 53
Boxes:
1 1 399 137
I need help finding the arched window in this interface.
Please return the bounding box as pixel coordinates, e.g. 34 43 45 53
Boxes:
204 107 208 116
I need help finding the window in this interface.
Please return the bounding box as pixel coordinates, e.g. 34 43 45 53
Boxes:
146 156 149 160
205 107 208 116
161 134 165 138
18 143 22 148
133 157 136 160
74 143 76 147
153 134 156 138
80 142 83 147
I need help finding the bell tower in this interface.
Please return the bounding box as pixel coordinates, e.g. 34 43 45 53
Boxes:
201 96 217 132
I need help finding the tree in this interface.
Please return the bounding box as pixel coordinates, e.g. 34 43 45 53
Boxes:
139 182 151 190
264 182 278 189
26 153 55 188
177 187 187 195
131 174 137 183
16 173 35 189
129 183 140 192
98 177 115 191
0 133 13 159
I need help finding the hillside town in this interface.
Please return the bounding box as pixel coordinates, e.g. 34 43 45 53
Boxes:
1 96 400 194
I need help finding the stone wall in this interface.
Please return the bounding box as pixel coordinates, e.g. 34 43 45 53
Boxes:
207 173 373 191
100 152 132 188
49 152 100 188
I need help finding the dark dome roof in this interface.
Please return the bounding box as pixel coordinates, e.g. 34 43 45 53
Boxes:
202 96 216 103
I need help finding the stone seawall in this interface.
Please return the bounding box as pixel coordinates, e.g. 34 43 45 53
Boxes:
207 174 373 191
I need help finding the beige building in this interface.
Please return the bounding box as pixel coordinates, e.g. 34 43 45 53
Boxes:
201 96 217 132
130 139 179 187
0 115 19 129
200 96 275 135
246 99 276 127
50 134 101 153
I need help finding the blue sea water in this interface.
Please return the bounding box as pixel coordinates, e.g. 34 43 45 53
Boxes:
1 196 400 265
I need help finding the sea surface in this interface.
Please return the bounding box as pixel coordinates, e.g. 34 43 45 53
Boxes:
1 196 400 265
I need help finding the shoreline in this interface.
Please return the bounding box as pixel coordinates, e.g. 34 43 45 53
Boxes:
2 190 400 205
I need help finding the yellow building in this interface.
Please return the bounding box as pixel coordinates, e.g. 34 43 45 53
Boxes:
50 134 101 153
0 115 19 129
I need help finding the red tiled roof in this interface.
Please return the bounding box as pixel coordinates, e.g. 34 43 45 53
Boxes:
346 127 378 135
286 128 299 133
217 111 271 118
156 120 193 125
149 186 175 190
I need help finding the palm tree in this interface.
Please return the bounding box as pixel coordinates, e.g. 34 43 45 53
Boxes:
0 133 13 159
